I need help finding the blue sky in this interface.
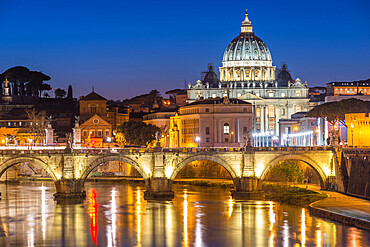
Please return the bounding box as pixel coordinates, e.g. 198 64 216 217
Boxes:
0 0 369 99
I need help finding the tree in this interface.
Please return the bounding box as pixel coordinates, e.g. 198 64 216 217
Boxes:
26 71 51 96
54 88 66 98
26 108 47 145
116 120 160 146
269 160 304 183
308 98 370 127
4 66 30 96
67 85 73 99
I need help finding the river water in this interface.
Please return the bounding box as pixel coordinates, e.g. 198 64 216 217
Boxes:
0 181 368 246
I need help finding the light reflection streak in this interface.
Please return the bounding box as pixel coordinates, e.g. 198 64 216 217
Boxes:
88 189 99 246
268 201 275 231
183 190 188 247
41 184 46 240
195 214 202 247
136 188 142 246
283 213 289 247
316 229 322 247
268 202 275 247
227 196 234 218
107 188 117 247
27 215 35 247
301 208 306 247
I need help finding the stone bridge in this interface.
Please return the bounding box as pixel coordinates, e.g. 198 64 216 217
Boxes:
0 146 342 200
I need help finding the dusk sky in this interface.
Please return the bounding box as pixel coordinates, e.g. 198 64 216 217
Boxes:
1 0 369 100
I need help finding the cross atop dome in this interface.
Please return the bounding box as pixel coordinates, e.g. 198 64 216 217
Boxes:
241 9 253 33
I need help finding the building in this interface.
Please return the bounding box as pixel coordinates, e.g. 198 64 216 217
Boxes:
346 113 370 147
79 88 129 129
169 97 253 148
186 11 310 144
327 79 370 96
80 114 112 147
278 112 322 147
143 110 177 147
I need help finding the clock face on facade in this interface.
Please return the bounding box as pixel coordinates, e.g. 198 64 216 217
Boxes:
93 118 99 124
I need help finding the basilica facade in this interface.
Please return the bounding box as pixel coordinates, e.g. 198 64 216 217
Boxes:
187 11 310 146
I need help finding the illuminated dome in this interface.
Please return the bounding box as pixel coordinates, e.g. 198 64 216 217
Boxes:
220 11 275 82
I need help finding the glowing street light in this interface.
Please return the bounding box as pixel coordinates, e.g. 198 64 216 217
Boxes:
107 136 112 150
195 136 200 147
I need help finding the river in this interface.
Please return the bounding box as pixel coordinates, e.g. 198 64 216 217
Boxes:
0 181 368 246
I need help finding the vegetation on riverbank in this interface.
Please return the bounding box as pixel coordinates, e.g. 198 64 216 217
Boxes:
173 179 233 188
263 183 327 207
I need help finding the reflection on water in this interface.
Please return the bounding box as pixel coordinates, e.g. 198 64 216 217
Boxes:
0 181 369 247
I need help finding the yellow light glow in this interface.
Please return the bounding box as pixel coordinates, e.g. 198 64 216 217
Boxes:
183 190 188 247
301 208 306 247
136 188 142 245
165 166 173 179
293 126 299 131
227 196 234 218
255 163 265 177
316 230 322 247
322 167 331 176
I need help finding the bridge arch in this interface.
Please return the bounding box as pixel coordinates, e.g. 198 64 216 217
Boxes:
170 154 237 180
80 155 148 184
260 154 327 187
0 156 58 181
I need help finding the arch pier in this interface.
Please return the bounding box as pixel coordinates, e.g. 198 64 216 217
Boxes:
0 147 339 200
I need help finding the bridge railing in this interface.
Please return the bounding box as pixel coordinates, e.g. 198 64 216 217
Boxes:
0 146 335 155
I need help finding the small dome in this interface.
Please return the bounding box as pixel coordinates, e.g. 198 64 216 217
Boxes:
277 64 293 86
202 64 219 87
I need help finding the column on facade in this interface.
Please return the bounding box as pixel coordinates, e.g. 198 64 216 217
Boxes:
260 105 264 134
240 68 245 81
275 106 280 137
251 67 255 81
261 67 264 81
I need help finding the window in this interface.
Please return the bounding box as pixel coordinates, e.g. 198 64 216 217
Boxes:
206 127 210 135
19 122 22 126
83 130 87 137
205 108 209 113
225 138 229 143
237 93 242 98
281 92 286 97
91 130 95 137
105 130 110 137
268 92 274 97
296 90 301 97
243 127 248 133
212 93 217 98
206 138 210 143
243 108 248 112
91 106 97 113
223 123 230 134
256 92 260 97
98 130 102 137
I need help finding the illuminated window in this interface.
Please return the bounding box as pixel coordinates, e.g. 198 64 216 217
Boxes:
223 123 230 134
268 92 274 97
212 93 217 98
256 92 260 97
281 92 286 97
237 93 242 98
256 108 261 118
296 91 301 97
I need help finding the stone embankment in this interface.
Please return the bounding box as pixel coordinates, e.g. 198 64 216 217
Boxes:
308 191 370 231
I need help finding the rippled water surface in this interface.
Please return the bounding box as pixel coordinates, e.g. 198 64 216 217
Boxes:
0 181 369 246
